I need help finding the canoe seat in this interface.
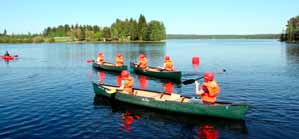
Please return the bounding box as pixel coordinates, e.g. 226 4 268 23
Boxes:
179 97 190 103
158 93 181 101
134 90 160 98
134 90 138 95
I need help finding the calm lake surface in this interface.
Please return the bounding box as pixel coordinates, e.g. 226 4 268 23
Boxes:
1 39 299 138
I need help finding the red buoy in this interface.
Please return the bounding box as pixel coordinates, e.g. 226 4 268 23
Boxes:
192 56 200 65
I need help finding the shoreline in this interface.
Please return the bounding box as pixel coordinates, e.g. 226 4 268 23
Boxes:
0 40 167 44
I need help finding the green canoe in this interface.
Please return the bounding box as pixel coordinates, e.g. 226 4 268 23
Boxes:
93 61 127 72
92 82 249 120
130 63 182 82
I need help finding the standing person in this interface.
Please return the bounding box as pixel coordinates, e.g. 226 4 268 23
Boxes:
136 54 147 70
194 72 220 104
118 70 134 93
162 56 174 71
115 53 124 66
97 52 104 64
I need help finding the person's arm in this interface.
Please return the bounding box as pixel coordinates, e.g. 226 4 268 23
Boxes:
162 63 166 69
118 80 126 90
195 81 204 95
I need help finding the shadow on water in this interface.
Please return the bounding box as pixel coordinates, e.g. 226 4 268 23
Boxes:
93 95 248 136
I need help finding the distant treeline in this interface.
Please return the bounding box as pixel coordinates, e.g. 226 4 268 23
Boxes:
280 16 299 42
0 14 166 43
167 34 280 39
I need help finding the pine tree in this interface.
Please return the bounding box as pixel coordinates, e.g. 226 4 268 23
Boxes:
137 14 147 41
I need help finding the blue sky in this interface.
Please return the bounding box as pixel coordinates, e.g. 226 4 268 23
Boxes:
0 0 298 34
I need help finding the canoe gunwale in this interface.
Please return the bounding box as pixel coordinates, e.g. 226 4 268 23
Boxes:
130 62 182 82
92 61 127 72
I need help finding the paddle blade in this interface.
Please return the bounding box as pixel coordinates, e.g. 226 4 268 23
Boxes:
107 88 117 94
182 79 196 85
86 60 94 63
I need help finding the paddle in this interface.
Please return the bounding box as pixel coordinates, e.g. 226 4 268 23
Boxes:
86 60 94 63
182 69 226 85
106 88 117 94
99 85 117 94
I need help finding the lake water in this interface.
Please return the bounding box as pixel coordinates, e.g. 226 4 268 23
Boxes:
0 39 299 138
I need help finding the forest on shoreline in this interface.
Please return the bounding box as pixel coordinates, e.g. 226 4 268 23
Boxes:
0 14 166 43
280 15 299 43
0 13 287 43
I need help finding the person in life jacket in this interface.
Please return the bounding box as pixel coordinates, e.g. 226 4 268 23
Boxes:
136 54 147 69
97 52 104 64
195 72 220 104
115 53 124 66
162 56 174 71
4 51 10 56
118 70 134 93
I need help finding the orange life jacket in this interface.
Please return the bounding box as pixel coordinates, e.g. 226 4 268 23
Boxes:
163 60 173 71
200 80 220 103
115 56 124 66
123 76 134 93
97 55 104 64
138 58 147 69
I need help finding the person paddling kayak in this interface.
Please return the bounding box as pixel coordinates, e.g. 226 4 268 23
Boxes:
4 51 10 56
194 72 220 105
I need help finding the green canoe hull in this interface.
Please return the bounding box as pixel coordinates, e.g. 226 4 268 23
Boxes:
130 63 182 82
93 62 127 73
92 82 249 120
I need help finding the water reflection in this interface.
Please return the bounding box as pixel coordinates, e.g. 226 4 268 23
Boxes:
137 75 148 89
93 95 248 138
193 63 200 71
286 44 299 64
196 125 218 139
163 81 174 94
97 71 105 84
120 112 141 133
116 75 122 86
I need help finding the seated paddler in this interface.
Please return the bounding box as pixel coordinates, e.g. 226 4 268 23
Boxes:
118 70 134 94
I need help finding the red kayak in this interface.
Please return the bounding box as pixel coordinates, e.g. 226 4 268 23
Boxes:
0 55 18 60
